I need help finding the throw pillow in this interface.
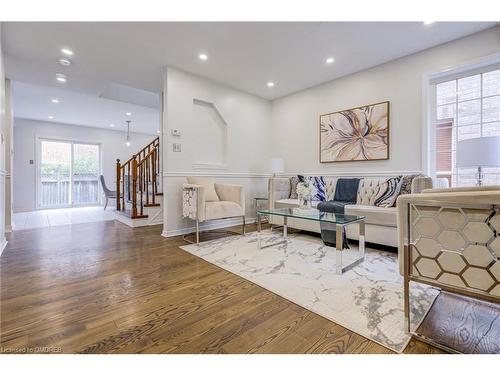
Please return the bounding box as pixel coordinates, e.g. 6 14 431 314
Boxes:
399 174 425 195
298 175 327 201
186 176 220 202
290 176 299 199
374 176 403 208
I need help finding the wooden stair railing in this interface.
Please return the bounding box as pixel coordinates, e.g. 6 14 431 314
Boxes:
116 137 160 218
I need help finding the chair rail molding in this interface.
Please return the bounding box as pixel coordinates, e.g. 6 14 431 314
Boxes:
164 170 424 178
280 170 423 177
163 171 271 178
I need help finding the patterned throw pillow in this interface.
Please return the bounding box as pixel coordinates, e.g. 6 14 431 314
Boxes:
289 176 299 199
298 175 327 201
399 174 425 195
374 176 403 207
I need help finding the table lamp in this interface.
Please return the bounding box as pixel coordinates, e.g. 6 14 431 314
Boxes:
457 136 500 186
270 158 284 177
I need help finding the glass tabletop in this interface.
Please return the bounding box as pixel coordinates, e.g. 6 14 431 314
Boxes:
257 207 365 225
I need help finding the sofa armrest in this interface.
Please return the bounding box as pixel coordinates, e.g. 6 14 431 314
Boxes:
214 183 245 213
268 177 291 209
182 183 206 222
422 185 500 194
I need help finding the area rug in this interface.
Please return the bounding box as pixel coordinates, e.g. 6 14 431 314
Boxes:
180 230 438 352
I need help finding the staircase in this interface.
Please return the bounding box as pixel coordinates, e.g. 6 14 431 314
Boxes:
114 137 163 227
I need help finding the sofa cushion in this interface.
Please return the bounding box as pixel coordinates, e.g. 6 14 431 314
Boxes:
345 204 397 227
205 201 243 220
186 176 219 202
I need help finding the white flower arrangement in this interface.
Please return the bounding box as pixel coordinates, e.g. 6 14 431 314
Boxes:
296 181 317 204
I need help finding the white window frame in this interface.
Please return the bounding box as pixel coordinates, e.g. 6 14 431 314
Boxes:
422 52 500 183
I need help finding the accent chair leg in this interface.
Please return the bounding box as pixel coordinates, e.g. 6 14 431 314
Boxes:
242 216 246 235
104 197 108 210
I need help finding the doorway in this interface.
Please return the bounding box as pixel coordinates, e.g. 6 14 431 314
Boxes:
37 139 101 208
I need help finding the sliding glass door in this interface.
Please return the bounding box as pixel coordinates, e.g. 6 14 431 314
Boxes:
38 139 100 208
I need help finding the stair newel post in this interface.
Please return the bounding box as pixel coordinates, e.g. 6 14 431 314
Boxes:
139 162 144 216
145 156 150 206
132 155 138 218
116 159 121 211
152 148 156 204
127 162 131 202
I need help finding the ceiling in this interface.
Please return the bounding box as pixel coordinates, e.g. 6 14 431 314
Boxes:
12 81 160 135
3 22 497 101
3 22 498 131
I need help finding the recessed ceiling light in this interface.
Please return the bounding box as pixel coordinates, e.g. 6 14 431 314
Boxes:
109 123 115 127
126 112 132 116
48 115 54 119
56 73 67 83
423 21 435 25
58 58 72 66
267 81 275 87
51 98 59 104
326 57 335 64
199 53 208 61
61 48 74 56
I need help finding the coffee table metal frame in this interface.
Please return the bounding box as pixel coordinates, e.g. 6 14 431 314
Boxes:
256 208 365 275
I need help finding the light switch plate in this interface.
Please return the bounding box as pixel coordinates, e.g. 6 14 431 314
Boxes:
173 143 181 152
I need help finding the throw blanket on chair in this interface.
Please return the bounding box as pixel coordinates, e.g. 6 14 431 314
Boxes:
317 178 361 249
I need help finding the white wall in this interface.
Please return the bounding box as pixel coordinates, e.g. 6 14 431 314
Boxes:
0 23 7 255
271 25 500 176
162 67 272 236
13 118 155 212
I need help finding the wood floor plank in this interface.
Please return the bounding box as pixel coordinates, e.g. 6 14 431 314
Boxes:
0 220 443 354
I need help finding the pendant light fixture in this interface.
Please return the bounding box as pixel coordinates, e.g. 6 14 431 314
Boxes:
125 120 131 147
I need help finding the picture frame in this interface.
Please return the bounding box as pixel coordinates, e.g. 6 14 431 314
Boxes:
319 101 390 163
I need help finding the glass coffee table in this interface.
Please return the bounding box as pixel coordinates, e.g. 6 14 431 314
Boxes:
256 207 366 275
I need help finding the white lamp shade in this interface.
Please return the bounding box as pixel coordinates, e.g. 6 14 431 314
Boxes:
270 158 284 174
457 136 500 168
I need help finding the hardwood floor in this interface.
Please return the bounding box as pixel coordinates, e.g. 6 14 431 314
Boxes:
0 221 444 354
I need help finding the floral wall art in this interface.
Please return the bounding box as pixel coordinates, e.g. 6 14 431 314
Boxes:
319 101 389 162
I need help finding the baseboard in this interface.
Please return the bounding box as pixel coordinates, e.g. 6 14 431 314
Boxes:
162 217 256 238
0 237 8 257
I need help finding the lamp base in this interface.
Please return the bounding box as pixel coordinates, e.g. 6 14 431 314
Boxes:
475 165 484 186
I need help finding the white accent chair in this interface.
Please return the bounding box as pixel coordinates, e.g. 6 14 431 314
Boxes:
182 176 246 244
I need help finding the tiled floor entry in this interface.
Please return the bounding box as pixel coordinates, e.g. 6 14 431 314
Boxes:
12 207 115 230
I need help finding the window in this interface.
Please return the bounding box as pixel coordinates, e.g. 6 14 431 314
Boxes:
434 68 500 186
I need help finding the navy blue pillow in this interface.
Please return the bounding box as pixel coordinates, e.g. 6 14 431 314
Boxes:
297 175 327 201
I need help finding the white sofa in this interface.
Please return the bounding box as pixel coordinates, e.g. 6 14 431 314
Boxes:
268 176 432 248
